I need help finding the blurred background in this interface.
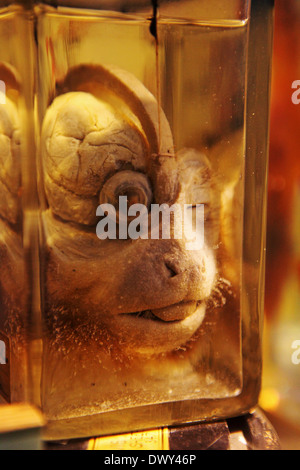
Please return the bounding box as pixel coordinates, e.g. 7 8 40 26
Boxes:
260 0 300 450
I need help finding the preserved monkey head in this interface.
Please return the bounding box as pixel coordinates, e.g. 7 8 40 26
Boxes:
41 65 218 356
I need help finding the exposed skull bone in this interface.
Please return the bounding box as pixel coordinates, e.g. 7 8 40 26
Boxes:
42 65 218 356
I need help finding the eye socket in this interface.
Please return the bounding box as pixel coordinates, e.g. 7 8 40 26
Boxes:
99 170 153 223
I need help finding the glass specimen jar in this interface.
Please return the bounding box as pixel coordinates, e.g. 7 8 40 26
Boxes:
0 0 37 405
0 0 274 440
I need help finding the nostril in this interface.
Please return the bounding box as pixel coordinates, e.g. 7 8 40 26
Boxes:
165 261 179 278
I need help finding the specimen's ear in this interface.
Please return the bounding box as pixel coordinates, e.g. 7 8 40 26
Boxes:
176 148 220 248
56 64 179 205
208 129 245 285
177 148 213 204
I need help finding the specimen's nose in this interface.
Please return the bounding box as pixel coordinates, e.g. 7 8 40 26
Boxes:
162 235 216 300
105 232 216 317
146 234 216 321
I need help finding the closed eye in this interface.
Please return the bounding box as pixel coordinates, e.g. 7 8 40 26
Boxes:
187 203 211 222
187 203 210 212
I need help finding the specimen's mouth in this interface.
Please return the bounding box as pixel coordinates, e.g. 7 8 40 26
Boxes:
115 300 207 354
122 300 204 323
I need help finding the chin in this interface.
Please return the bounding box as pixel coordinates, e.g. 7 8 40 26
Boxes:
101 301 207 356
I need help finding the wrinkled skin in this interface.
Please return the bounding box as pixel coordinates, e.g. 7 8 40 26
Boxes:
41 73 218 357
0 96 20 225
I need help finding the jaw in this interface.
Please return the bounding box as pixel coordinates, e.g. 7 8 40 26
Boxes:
43 211 216 356
103 301 207 356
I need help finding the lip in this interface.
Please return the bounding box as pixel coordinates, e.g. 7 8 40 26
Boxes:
114 301 207 355
121 300 203 323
